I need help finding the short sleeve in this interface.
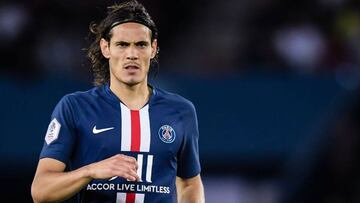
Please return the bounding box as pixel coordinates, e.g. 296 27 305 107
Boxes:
39 95 76 165
177 103 201 178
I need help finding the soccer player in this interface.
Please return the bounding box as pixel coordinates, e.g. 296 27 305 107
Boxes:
31 1 205 202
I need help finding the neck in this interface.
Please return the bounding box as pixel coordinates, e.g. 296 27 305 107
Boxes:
110 80 151 110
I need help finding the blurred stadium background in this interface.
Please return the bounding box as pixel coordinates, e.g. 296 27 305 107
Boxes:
1 0 360 202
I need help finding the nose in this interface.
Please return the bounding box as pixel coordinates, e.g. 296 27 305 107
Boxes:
126 46 139 60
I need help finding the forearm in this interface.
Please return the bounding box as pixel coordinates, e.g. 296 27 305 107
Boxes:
176 175 205 203
32 165 92 203
178 184 205 203
32 155 139 203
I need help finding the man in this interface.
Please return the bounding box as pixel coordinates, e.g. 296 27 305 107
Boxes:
31 1 205 202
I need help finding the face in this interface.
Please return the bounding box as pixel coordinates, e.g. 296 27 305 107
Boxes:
100 22 157 87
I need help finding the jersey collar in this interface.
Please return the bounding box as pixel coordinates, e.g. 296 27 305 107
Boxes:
102 83 157 110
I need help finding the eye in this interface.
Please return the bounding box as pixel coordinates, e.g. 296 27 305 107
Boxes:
116 42 129 47
136 42 148 48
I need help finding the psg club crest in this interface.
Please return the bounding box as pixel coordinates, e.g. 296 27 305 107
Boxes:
158 125 176 143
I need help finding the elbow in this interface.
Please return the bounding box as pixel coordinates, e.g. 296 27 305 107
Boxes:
31 182 43 203
31 187 40 203
31 181 51 203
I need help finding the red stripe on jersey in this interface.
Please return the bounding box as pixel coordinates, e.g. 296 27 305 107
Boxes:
131 110 141 152
126 193 135 203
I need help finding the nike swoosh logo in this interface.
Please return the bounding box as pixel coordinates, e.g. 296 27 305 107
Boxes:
92 126 114 134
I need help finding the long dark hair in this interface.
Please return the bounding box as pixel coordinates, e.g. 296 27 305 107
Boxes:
87 0 158 86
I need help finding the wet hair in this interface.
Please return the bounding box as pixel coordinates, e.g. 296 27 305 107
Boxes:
87 0 158 86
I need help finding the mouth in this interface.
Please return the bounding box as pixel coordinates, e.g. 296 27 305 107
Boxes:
124 64 140 70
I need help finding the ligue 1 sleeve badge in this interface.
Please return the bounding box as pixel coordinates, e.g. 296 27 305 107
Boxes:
158 125 176 143
45 118 61 145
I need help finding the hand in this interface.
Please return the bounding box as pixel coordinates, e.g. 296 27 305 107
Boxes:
86 154 140 181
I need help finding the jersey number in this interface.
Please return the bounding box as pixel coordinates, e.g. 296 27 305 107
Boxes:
116 154 153 203
136 154 153 183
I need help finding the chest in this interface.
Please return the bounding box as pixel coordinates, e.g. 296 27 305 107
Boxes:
73 102 184 164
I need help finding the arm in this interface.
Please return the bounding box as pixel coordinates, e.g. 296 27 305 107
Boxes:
31 155 139 203
176 175 205 203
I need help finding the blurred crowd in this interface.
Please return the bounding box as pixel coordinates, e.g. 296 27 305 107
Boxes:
0 0 203 80
0 0 360 84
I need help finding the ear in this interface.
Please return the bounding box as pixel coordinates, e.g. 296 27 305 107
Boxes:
150 39 158 59
100 38 110 59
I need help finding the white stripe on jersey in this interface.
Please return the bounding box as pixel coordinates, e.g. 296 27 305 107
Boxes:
139 105 151 152
120 103 131 151
135 193 145 203
116 192 126 203
137 154 143 182
120 103 151 152
146 155 153 183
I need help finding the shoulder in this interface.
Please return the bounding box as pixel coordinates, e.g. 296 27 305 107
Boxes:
154 87 196 114
51 86 104 121
60 86 104 105
50 86 106 115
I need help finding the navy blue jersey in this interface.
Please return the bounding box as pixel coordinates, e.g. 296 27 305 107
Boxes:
39 84 201 203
